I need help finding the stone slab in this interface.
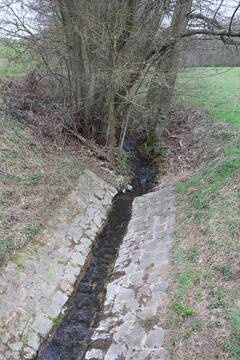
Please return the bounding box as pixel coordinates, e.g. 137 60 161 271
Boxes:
85 186 176 360
0 170 117 360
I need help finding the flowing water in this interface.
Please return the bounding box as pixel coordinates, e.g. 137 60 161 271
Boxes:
36 140 157 360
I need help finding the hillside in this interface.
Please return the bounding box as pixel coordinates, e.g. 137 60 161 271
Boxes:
161 68 240 359
0 118 117 264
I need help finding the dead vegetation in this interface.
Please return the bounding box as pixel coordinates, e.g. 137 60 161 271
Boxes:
0 76 132 264
1 75 132 173
0 118 120 264
160 107 240 359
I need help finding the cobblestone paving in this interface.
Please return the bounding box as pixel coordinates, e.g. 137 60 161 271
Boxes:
0 170 117 360
85 186 176 360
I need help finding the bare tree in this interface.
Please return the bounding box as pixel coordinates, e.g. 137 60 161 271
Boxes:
145 0 240 142
1 0 240 146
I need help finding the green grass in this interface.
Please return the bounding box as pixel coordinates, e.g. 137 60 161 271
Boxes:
0 119 86 262
167 119 240 357
170 301 195 319
0 38 35 77
138 316 159 331
175 67 240 125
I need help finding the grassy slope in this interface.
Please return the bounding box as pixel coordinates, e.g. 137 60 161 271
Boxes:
0 120 86 262
175 67 240 125
0 38 31 77
166 69 240 359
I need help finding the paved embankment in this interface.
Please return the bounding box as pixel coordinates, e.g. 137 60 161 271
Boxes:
0 170 117 360
85 186 176 360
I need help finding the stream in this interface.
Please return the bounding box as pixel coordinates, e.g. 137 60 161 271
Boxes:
36 139 157 360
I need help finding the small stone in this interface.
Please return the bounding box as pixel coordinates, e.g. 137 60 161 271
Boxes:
125 324 145 348
8 341 23 352
28 332 41 351
85 348 104 359
52 290 68 307
0 332 11 344
78 238 92 253
143 328 166 349
23 346 36 359
102 195 112 206
87 207 97 217
3 351 12 360
71 253 85 266
91 331 112 342
47 302 62 319
85 229 96 240
32 314 52 336
105 283 119 305
63 266 79 284
151 282 168 297
82 216 91 226
105 343 128 360
94 214 102 228
68 227 82 242
154 252 169 267
60 280 73 294
9 352 20 360
94 189 105 200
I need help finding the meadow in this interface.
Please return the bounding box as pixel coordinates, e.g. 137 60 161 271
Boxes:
167 67 240 359
0 38 32 77
175 67 240 125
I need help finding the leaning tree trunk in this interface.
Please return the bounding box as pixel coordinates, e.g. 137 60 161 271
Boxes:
147 0 193 141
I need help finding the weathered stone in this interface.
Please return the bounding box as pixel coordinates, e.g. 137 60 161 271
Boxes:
52 290 68 307
32 314 52 336
0 332 11 344
85 348 105 360
23 346 36 359
88 186 175 359
126 348 167 360
112 322 132 342
0 177 174 359
94 189 105 200
28 332 41 351
87 207 97 217
60 280 74 294
8 341 23 352
67 226 82 241
105 343 128 360
63 266 80 284
3 350 13 360
143 328 166 349
78 238 92 252
94 213 102 228
46 301 62 319
125 323 146 348
0 169 115 359
71 253 85 266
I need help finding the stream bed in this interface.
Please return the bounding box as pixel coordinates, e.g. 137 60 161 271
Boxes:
36 141 157 360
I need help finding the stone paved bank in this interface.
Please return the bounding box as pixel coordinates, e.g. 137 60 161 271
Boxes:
85 186 176 360
0 170 117 360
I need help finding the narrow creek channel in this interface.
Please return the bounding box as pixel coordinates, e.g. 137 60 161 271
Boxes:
36 140 158 360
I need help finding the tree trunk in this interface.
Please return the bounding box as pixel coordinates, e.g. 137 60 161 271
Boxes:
147 0 193 141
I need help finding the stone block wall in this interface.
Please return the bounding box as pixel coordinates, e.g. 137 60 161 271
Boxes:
0 170 117 360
